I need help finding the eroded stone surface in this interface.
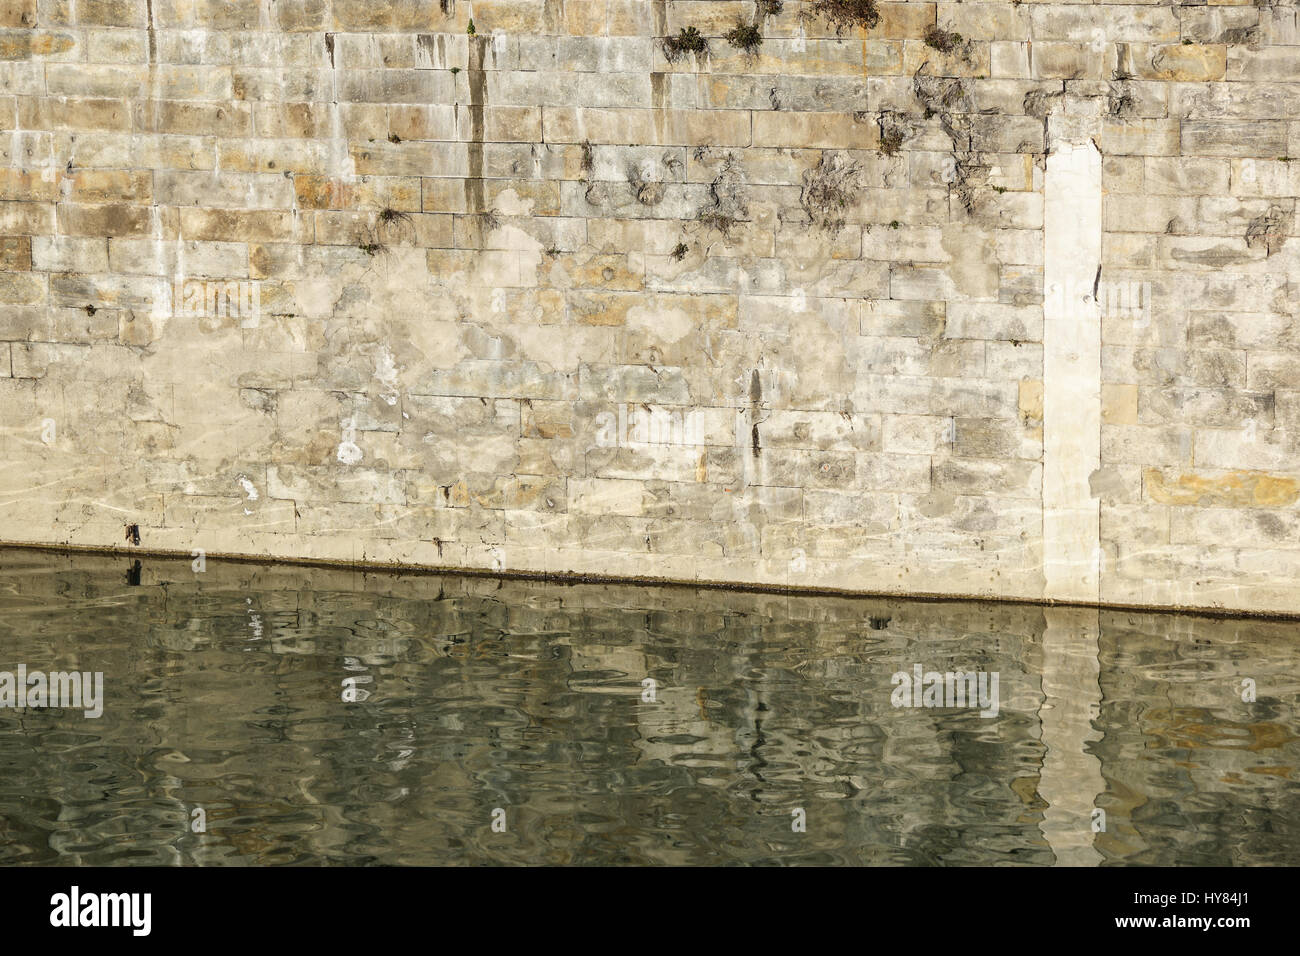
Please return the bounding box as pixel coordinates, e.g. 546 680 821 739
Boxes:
1 2 1298 614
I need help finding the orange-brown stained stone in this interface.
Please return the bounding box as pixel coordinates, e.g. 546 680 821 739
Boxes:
1144 468 1300 508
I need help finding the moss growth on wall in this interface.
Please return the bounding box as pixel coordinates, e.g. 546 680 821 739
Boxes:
663 26 708 62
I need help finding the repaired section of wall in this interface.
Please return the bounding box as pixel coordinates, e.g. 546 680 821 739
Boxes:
1043 105 1102 605
1 1 1298 615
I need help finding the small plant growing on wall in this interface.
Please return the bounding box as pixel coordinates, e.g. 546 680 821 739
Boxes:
807 0 881 33
878 127 905 156
664 26 708 62
697 208 739 234
757 1 784 15
671 242 689 261
912 65 971 115
377 207 412 227
923 26 965 55
877 111 910 157
696 154 749 237
725 20 764 55
800 151 862 234
371 209 410 248
1107 83 1137 120
375 207 414 243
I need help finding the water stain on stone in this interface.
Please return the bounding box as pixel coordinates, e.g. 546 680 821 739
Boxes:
1171 243 1254 268
651 72 667 112
1144 468 1300 508
543 0 565 33
940 223 1000 298
145 0 155 63
1088 466 1126 501
0 32 76 58
651 0 668 38
1256 512 1287 538
464 36 491 215
416 33 443 67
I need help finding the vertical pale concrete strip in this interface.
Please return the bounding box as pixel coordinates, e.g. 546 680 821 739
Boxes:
1037 607 1105 866
1043 115 1103 604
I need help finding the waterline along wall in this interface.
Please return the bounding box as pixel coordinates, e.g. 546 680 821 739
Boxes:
1 1 1299 615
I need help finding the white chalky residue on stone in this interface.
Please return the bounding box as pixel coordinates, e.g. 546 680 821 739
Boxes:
375 345 401 406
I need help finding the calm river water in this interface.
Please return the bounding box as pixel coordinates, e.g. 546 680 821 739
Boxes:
0 548 1296 865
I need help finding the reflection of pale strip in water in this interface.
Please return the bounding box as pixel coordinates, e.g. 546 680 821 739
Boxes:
1038 607 1105 866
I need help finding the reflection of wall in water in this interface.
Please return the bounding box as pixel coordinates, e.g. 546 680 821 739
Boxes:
1093 612 1300 865
3 552 1297 865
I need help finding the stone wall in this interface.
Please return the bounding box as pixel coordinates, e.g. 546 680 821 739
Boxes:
1 0 1298 614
